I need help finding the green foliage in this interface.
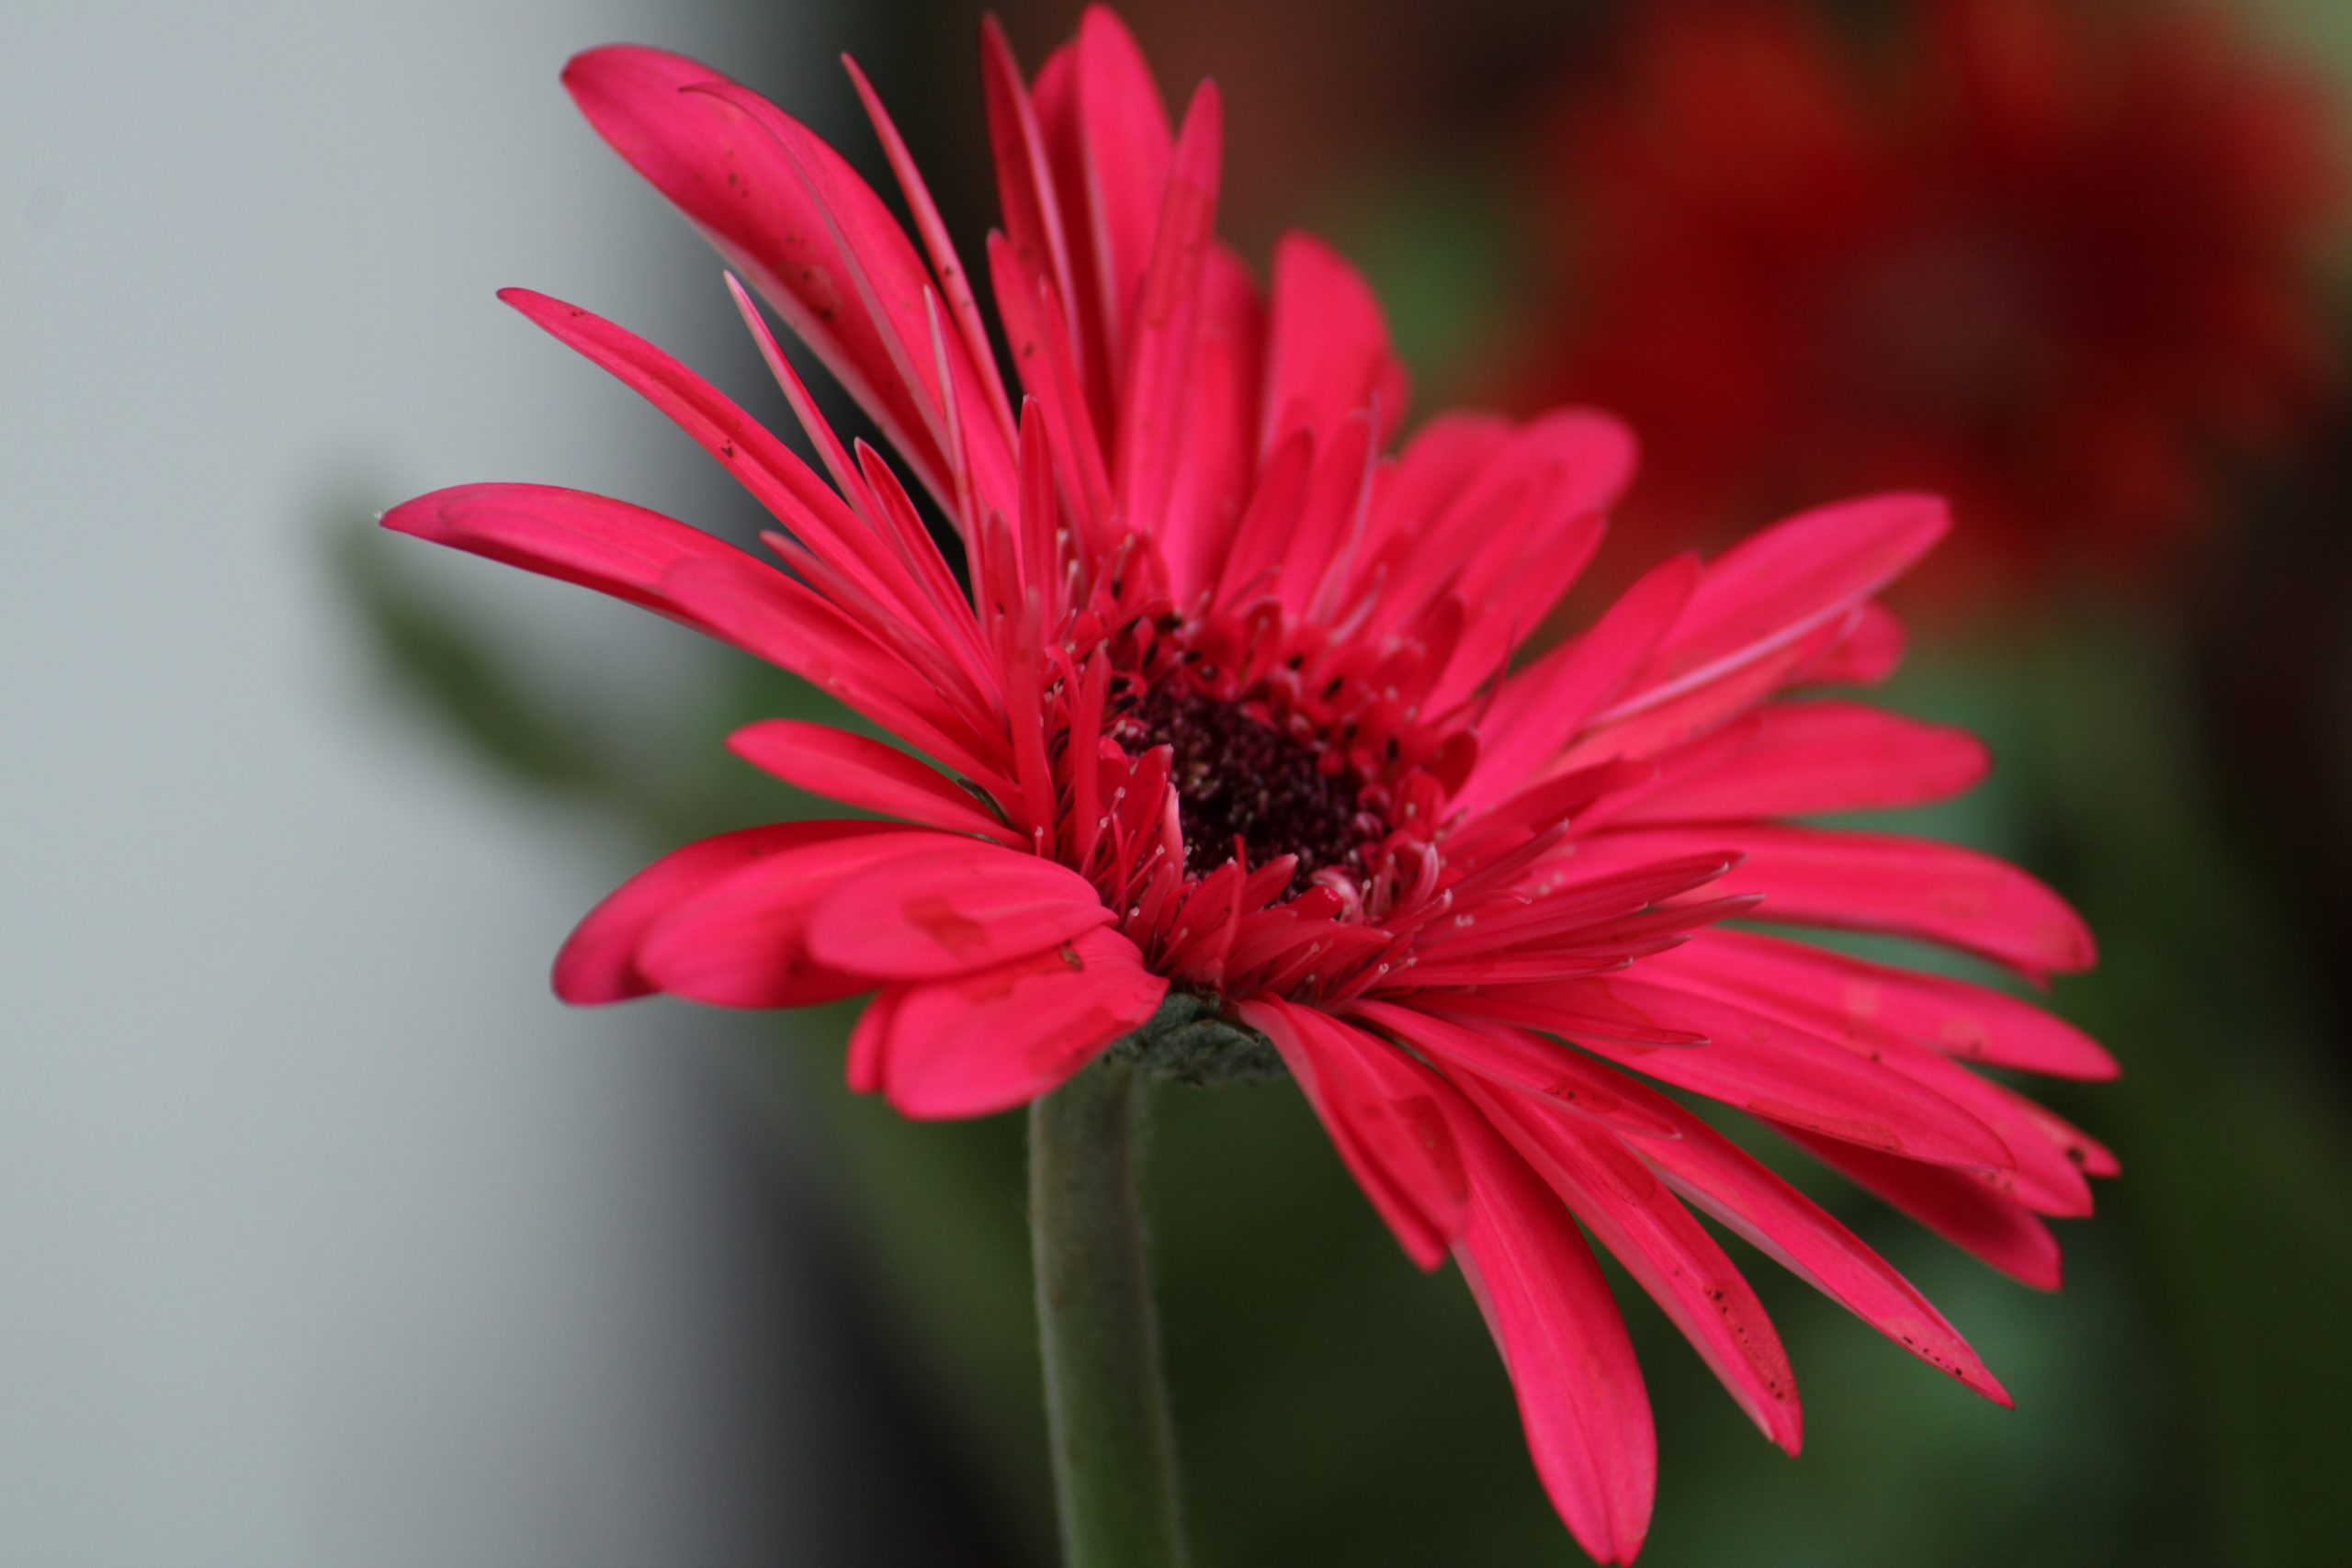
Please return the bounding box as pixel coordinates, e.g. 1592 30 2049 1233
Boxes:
334 522 606 796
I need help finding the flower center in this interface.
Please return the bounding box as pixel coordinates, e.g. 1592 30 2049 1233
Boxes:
1111 678 1378 893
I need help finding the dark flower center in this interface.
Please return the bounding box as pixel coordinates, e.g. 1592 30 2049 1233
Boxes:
1112 680 1376 892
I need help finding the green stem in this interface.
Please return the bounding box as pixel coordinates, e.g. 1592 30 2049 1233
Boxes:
1028 1057 1190 1568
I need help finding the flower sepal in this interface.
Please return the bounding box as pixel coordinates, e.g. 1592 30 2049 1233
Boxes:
1106 988 1283 1087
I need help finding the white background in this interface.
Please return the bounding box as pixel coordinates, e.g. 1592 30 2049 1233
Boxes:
0 1 902 1561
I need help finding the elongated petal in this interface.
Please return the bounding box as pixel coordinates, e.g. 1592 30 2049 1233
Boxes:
1366 412 1515 564
1241 998 1469 1269
382 482 763 631
1259 231 1407 456
1450 1105 1656 1564
1784 1131 2064 1290
991 234 1116 544
1112 82 1224 543
873 926 1165 1118
1463 552 1702 812
1606 701 1990 823
631 828 948 1006
1599 494 1947 727
1449 978 2017 1170
1561 614 1848 773
805 839 1113 978
1156 248 1266 598
1643 929 2118 1078
693 76 1021 524
553 821 899 1003
845 985 909 1094
1632 942 2097 1214
1411 412 1633 674
498 288 962 646
980 16 1083 397
1794 600 1905 687
728 719 1018 842
841 58 1015 445
1365 409 1629 647
1069 6 1176 367
562 47 973 504
1464 1076 1804 1453
1578 824 2097 978
1561 1059 2010 1401
659 557 1003 784
1352 1002 1680 1138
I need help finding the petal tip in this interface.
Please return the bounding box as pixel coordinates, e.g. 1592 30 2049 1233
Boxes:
379 489 459 542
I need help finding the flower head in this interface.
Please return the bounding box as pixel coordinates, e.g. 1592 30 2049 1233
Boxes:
1502 0 2342 611
385 10 2113 1560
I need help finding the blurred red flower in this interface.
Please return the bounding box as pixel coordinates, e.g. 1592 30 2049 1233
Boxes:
1505 0 2342 611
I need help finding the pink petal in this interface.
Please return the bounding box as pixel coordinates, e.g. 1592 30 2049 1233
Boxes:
684 74 1019 523
1069 6 1176 369
1273 411 1378 618
496 289 930 620
553 821 898 1004
727 719 1018 843
1605 701 1990 823
989 231 1115 544
631 828 951 1007
1463 1077 1804 1453
1645 929 2118 1079
1351 1002 1682 1139
1364 412 1516 570
840 57 1014 446
2014 1095 2120 1178
1111 82 1224 544
979 17 1085 398
380 482 764 633
804 839 1113 979
1258 231 1407 457
1558 613 1848 773
1784 1131 2064 1290
1599 494 1947 728
1461 552 1702 813
1627 940 2107 1222
1580 823 2098 979
871 926 1166 1119
514 288 995 707
1634 948 2093 1217
1565 1060 2010 1402
1450 1103 1656 1564
1792 600 1905 687
844 986 909 1094
1240 998 1470 1270
1155 248 1267 600
1419 412 1634 660
1211 428 1317 609
1423 496 1611 714
1363 410 1630 659
561 46 1009 516
658 556 1004 785
1447 977 2016 1170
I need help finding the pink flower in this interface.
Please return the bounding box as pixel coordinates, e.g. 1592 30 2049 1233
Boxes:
385 10 2113 1560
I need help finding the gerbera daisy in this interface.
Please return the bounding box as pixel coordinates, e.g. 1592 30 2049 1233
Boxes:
383 9 2113 1561
1502 0 2340 612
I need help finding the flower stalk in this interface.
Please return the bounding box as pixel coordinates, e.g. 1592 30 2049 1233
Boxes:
1029 1056 1190 1568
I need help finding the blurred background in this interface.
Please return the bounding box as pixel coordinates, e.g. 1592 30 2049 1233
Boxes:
7 0 2352 1563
